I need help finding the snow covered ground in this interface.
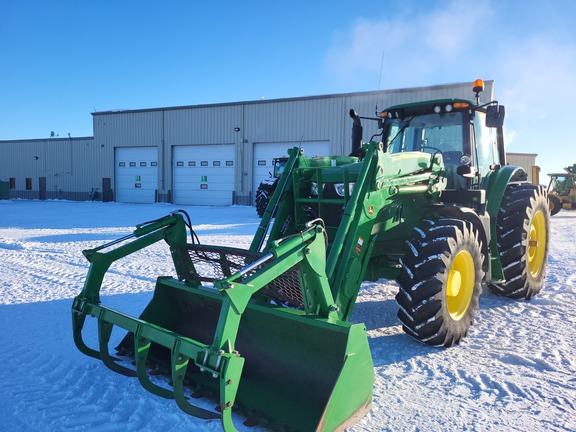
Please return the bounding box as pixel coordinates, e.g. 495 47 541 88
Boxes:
0 199 574 432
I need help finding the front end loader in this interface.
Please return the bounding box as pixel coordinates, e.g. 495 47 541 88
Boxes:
72 79 550 431
548 163 576 215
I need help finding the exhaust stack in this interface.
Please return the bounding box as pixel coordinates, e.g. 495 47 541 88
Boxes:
349 109 363 156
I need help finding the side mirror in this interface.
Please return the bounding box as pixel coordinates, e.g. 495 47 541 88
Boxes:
486 104 505 128
457 164 477 178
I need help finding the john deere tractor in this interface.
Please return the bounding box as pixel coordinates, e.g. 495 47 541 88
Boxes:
548 164 576 215
255 156 288 217
72 79 550 431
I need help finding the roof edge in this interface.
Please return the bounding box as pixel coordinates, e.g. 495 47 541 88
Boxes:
92 80 494 116
0 136 94 144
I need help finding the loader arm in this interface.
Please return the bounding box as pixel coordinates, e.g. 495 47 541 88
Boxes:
250 146 300 253
325 142 384 320
259 141 446 322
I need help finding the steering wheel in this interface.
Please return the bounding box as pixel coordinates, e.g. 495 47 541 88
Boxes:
442 151 464 164
421 145 443 154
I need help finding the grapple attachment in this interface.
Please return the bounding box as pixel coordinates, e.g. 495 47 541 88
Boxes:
72 213 373 431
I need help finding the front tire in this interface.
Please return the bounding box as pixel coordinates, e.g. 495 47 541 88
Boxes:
488 184 550 299
548 193 562 216
396 219 484 347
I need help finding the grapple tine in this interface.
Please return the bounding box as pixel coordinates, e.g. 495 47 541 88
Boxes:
171 343 221 420
134 330 173 399
98 319 136 377
72 299 100 359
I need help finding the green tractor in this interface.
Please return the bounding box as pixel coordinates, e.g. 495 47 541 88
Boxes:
255 156 288 217
72 79 550 431
547 164 576 215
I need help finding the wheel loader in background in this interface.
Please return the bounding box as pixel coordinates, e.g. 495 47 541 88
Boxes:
72 79 550 431
548 164 576 215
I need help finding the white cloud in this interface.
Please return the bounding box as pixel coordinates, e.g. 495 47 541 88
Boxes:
421 2 492 58
323 18 408 82
493 36 576 176
497 36 576 113
323 0 493 88
323 0 576 177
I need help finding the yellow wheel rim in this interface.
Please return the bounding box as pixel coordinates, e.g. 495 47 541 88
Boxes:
446 250 475 320
528 210 546 277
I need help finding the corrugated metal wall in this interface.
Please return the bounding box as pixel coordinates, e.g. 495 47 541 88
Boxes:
0 137 102 200
0 80 499 203
507 152 539 183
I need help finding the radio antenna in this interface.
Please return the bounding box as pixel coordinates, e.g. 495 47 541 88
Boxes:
377 51 385 91
375 51 386 116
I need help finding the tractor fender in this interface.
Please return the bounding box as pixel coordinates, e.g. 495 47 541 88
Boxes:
483 165 529 281
484 165 528 221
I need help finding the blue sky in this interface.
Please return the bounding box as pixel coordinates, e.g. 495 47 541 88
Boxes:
1 0 574 178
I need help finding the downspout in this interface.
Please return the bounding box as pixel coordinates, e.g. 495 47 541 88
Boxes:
161 110 165 202
240 104 245 194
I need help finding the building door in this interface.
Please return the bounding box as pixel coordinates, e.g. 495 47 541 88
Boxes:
172 144 235 205
114 147 158 203
39 177 46 200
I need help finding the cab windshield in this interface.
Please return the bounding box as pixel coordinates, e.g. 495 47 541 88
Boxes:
384 112 464 157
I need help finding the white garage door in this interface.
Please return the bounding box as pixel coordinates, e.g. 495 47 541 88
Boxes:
115 147 158 203
253 141 330 202
173 145 235 205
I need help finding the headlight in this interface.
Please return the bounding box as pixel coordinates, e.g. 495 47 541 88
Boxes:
334 183 355 197
460 154 472 166
310 182 319 197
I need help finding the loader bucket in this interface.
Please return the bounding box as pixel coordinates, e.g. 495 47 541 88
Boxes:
115 277 374 431
73 215 373 432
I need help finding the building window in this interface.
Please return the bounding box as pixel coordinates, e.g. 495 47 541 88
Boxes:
129 162 136 167
140 162 147 167
201 161 208 166
226 161 234 166
9 178 15 189
258 160 266 166
119 162 126 167
176 161 184 167
151 162 158 167
188 161 196 166
26 178 32 190
213 161 221 166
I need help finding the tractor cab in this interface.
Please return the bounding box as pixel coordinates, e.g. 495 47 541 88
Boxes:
379 80 507 190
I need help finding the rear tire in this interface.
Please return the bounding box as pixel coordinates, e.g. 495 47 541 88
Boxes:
396 219 484 347
255 182 275 218
488 184 550 299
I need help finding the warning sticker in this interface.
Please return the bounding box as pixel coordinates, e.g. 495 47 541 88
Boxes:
355 236 364 255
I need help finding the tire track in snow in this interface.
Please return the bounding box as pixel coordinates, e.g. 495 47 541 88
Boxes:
0 234 177 303
2 204 576 432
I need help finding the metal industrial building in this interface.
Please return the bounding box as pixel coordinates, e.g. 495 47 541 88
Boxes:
2 80 540 206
